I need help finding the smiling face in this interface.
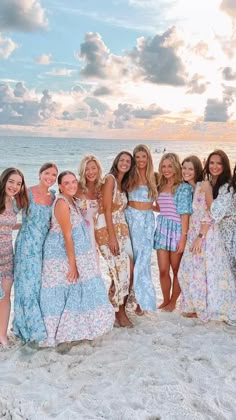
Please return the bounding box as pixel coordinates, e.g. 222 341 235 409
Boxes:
117 153 132 174
39 166 58 188
59 173 78 197
161 159 175 180
182 161 195 185
85 160 99 183
209 154 223 178
5 174 23 197
134 150 148 170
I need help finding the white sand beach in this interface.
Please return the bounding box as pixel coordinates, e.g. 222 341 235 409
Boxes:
1 257 236 420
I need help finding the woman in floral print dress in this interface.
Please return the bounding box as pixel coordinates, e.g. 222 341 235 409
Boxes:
39 171 114 347
95 151 135 328
0 167 29 346
179 151 236 323
13 163 58 342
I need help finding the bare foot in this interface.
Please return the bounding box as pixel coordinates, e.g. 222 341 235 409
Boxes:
135 304 144 316
0 336 9 347
158 301 170 309
162 302 176 312
182 312 197 318
116 313 133 328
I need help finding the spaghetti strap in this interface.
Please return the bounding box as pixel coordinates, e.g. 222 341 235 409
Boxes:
105 174 117 202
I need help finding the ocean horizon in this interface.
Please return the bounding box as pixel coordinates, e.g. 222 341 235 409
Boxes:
1 136 236 186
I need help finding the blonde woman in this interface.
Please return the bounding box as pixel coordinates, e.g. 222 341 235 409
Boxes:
125 144 157 314
154 153 192 312
75 155 103 258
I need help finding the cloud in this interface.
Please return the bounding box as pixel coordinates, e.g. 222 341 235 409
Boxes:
46 68 76 77
84 97 109 115
128 27 186 86
204 98 231 122
0 82 60 125
14 82 27 97
187 74 208 94
78 32 110 79
93 86 112 96
222 66 236 80
77 32 128 81
220 0 236 19
35 53 52 65
0 34 18 59
110 102 167 128
0 0 48 31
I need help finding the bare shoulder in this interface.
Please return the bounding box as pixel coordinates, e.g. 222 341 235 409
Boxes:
55 198 69 212
105 174 115 187
75 182 83 198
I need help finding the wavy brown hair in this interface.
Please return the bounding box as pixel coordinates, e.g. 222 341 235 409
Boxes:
182 155 203 184
39 162 58 175
109 151 135 192
0 168 29 214
158 153 182 193
203 149 231 199
128 144 157 199
228 163 236 195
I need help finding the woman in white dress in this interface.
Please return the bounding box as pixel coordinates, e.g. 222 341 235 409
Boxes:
211 163 236 279
75 155 103 262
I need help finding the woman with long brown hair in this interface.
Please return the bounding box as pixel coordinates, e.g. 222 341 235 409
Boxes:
95 151 135 327
179 150 236 323
0 168 29 346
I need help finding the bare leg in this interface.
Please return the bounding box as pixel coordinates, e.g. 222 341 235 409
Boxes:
0 279 13 346
157 250 171 308
163 252 182 312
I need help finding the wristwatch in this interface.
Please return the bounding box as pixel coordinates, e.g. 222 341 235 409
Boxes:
198 233 205 239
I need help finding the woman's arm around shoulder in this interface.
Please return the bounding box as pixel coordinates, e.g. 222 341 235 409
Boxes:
200 180 213 210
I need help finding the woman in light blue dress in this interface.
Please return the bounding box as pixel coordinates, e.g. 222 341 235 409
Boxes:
13 162 58 342
125 144 157 313
39 171 114 347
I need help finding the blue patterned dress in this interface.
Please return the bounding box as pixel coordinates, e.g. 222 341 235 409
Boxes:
125 186 156 311
39 195 114 347
13 189 55 342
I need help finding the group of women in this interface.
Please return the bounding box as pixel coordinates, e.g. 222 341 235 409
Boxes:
0 145 236 348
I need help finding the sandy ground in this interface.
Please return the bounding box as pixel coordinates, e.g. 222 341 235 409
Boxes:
1 256 236 420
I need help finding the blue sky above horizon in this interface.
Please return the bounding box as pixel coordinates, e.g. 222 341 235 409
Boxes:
0 0 236 140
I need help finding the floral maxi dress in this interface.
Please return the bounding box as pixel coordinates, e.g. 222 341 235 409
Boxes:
179 182 236 323
39 194 114 347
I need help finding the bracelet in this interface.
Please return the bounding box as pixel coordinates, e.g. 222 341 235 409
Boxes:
182 232 188 236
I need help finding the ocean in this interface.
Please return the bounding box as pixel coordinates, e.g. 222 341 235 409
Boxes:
1 136 236 184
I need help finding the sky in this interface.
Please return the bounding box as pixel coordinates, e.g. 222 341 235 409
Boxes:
0 0 236 141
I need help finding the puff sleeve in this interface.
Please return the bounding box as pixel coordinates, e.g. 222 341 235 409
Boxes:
174 183 193 215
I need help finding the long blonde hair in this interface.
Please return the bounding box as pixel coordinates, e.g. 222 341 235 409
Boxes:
158 152 182 193
129 144 157 199
78 155 103 193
